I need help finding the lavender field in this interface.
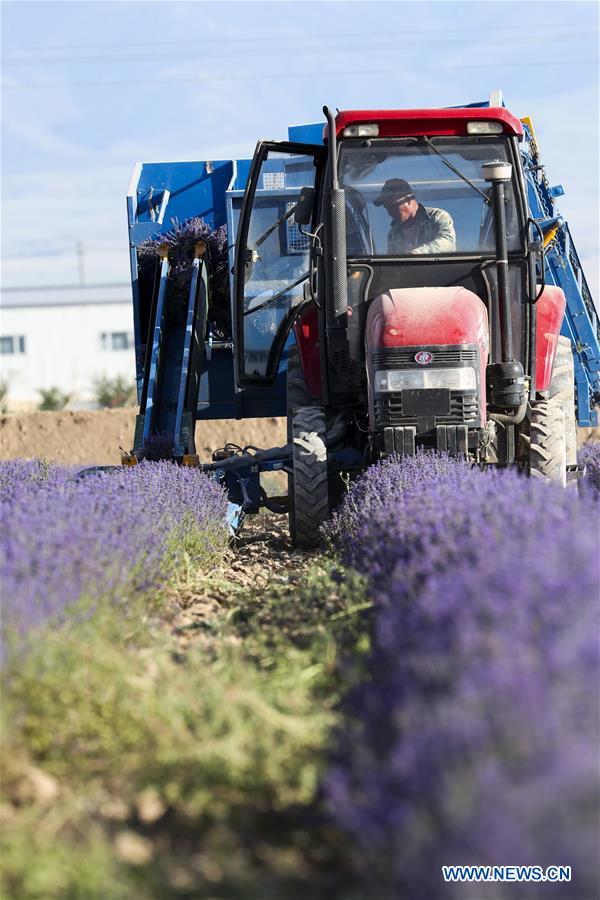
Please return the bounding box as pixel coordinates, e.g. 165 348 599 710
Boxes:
1 459 360 898
1 448 599 898
325 450 600 898
1 459 229 645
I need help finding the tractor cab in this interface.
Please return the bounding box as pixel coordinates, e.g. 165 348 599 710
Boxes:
234 107 538 447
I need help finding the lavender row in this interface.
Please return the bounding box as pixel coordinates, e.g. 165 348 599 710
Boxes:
1 460 228 642
579 439 600 492
325 453 599 899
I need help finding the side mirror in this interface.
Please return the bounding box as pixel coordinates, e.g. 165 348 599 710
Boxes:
294 186 316 226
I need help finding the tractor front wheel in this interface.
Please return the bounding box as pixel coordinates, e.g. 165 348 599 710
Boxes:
290 406 329 549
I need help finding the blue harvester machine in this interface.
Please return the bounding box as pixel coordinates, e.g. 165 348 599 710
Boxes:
125 99 599 533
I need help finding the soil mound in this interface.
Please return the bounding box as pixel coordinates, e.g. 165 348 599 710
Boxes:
1 409 596 467
0 409 286 466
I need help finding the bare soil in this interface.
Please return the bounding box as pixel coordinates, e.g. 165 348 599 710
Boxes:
578 426 600 446
169 512 318 653
0 409 286 466
1 407 596 468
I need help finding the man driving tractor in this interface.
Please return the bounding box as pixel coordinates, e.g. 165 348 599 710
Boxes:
374 177 456 255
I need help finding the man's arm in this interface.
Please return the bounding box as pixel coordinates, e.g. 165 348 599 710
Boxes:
387 222 402 255
411 208 456 254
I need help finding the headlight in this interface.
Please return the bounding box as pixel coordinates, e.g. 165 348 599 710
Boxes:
342 123 379 137
374 367 477 392
467 121 503 134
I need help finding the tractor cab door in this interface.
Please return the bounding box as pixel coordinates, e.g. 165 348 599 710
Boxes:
233 141 325 387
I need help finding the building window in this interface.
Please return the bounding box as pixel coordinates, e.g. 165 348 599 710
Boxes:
100 332 134 351
0 335 26 355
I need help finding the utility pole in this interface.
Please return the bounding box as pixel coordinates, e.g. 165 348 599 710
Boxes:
76 241 85 286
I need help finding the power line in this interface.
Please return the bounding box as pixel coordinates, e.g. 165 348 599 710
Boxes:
3 246 126 259
1 22 585 55
2 30 593 67
2 57 597 90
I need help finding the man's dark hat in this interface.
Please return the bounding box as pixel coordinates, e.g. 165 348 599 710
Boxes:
373 178 415 207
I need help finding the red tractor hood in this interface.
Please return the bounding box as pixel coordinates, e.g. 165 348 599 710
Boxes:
366 287 490 428
367 287 489 350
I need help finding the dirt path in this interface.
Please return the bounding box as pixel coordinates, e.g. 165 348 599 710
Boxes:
170 512 319 651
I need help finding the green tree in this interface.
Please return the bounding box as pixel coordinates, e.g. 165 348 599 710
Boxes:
93 375 136 409
38 387 71 411
0 378 8 413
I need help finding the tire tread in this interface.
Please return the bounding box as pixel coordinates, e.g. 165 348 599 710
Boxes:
529 398 567 485
292 406 329 549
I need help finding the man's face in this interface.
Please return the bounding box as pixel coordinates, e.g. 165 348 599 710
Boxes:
384 196 418 224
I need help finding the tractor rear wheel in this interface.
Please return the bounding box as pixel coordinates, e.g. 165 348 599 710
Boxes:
291 406 329 549
528 398 567 486
543 335 578 467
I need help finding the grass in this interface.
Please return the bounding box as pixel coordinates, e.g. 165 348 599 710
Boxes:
2 526 370 899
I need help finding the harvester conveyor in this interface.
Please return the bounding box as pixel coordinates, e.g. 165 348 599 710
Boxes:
520 117 599 426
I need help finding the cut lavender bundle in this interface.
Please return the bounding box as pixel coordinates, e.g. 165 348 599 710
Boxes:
139 217 230 333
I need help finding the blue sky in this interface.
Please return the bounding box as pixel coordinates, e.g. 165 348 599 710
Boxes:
1 0 598 296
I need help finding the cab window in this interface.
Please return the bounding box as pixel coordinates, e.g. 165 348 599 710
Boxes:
339 138 522 257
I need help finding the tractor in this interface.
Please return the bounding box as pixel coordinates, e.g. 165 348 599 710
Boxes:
125 95 599 547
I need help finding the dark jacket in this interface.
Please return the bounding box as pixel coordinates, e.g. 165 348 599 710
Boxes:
388 204 456 255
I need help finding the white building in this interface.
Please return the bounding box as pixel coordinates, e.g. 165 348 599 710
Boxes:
0 282 136 410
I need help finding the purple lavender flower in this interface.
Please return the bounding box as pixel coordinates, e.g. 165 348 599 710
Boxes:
141 431 174 461
579 440 600 492
1 461 227 646
0 458 72 503
325 453 600 899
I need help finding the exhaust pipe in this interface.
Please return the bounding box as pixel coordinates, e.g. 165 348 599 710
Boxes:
323 106 348 320
482 159 525 410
